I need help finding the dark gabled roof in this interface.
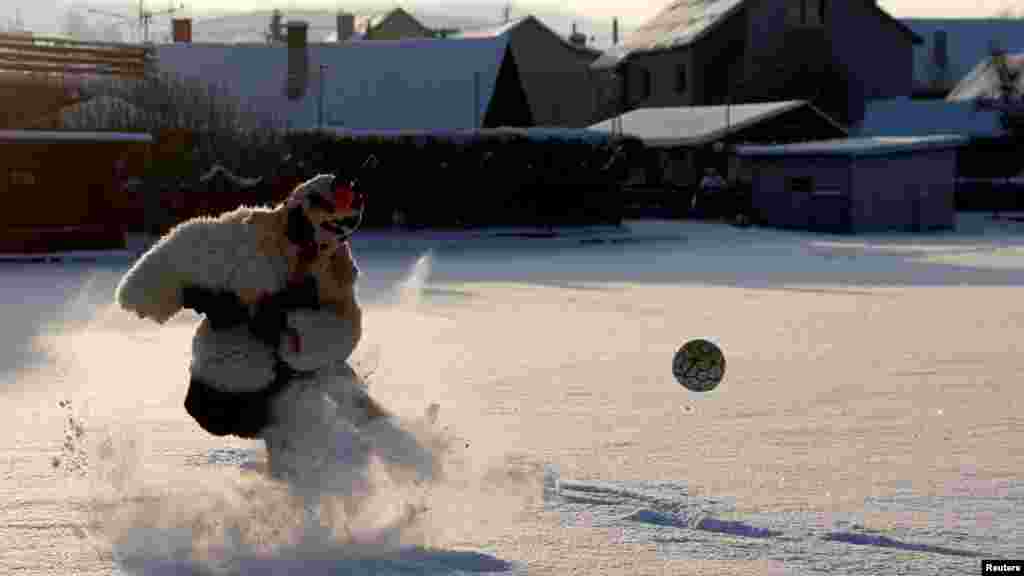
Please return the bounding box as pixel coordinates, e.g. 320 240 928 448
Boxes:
453 15 602 57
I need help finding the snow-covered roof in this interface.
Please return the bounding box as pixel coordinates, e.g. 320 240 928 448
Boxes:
453 15 601 55
856 97 1005 138
734 135 967 158
588 100 844 148
155 36 509 132
903 19 1024 92
591 0 744 69
453 17 525 39
0 129 153 142
593 1 920 70
947 52 1024 102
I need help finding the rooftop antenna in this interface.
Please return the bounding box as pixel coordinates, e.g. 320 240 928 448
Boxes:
87 0 183 43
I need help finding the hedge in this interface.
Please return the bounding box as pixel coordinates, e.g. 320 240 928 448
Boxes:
281 130 642 229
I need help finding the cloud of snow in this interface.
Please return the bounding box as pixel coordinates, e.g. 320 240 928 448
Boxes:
18 253 535 574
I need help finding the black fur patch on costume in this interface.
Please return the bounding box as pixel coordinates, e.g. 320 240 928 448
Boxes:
246 277 321 348
185 376 276 438
181 285 249 331
286 205 316 247
307 192 336 213
184 361 310 439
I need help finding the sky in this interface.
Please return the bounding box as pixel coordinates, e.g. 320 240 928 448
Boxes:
3 0 1022 38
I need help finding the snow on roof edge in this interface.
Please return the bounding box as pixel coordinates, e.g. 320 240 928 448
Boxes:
0 130 153 142
588 100 843 148
734 135 968 158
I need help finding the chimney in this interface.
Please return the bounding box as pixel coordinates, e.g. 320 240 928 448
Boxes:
269 9 284 43
569 22 586 47
612 17 619 45
171 18 192 43
286 20 309 100
337 12 355 42
933 29 948 71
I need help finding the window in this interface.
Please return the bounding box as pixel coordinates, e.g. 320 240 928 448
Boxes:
9 170 36 186
788 176 814 193
675 63 687 94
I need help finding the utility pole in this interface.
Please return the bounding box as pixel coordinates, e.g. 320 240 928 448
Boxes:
318 64 327 129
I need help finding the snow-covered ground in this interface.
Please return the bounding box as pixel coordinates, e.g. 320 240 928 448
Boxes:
2 214 1023 575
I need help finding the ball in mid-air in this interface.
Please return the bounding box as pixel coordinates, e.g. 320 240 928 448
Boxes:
672 339 725 392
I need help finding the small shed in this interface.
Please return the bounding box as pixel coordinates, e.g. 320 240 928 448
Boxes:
0 130 152 253
734 135 966 234
589 100 848 189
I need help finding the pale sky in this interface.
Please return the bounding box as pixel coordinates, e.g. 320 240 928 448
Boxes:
5 0 1022 37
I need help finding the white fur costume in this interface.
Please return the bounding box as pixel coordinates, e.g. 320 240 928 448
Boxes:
116 174 435 493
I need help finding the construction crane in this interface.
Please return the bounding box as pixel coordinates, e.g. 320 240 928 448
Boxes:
87 0 184 44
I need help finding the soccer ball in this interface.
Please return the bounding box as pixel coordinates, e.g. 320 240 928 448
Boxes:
672 339 725 392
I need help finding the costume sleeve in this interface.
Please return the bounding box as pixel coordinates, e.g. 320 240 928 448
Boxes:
116 218 236 324
277 308 360 372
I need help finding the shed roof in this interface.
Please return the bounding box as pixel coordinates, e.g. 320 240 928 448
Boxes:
734 135 967 158
154 36 509 132
587 100 845 148
0 129 153 142
856 97 1005 138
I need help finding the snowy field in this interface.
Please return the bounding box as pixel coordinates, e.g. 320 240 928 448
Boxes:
2 214 1023 575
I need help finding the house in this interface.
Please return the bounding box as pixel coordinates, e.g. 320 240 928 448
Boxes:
902 19 1024 98
947 52 1024 103
453 16 607 127
856 97 1004 139
154 24 533 132
589 100 847 189
734 135 965 233
591 0 922 126
327 8 435 41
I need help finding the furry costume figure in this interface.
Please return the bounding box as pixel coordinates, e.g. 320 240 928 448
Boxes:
116 161 436 488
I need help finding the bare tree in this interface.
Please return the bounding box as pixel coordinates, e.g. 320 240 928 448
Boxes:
65 72 287 183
